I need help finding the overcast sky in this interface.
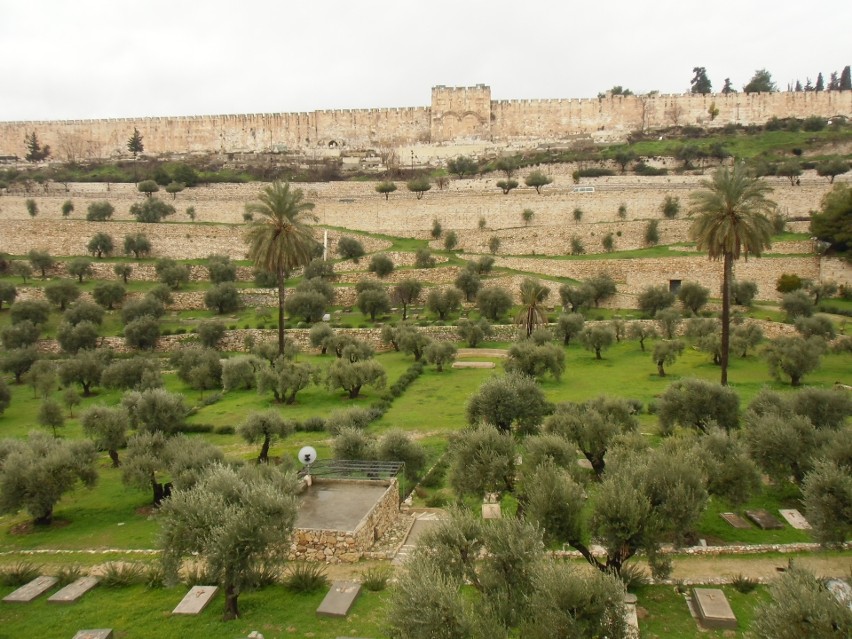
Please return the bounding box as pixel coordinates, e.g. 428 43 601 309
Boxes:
1 0 849 122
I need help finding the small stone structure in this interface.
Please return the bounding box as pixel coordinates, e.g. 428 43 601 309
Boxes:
290 478 399 563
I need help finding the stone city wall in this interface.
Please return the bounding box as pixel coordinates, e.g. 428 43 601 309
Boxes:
1 85 849 158
289 479 400 564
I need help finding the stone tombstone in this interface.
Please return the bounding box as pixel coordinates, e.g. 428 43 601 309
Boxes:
172 585 218 615
691 588 737 630
745 509 784 530
779 509 811 530
482 503 502 519
48 576 99 604
623 593 639 638
316 581 362 618
720 512 752 529
2 575 57 603
826 579 852 609
72 631 113 639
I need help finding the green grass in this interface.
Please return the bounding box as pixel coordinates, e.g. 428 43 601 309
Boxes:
0 582 391 639
634 583 771 639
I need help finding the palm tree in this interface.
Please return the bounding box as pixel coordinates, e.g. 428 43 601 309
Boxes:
515 278 550 337
244 182 319 354
689 163 775 385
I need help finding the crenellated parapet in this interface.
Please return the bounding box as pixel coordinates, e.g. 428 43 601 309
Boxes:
0 85 849 159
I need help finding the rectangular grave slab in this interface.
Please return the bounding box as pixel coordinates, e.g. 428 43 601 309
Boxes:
720 512 752 529
481 503 502 519
73 631 113 639
3 575 57 603
317 581 361 618
779 509 811 530
623 594 639 638
48 576 99 604
692 588 737 630
172 585 218 615
746 509 784 530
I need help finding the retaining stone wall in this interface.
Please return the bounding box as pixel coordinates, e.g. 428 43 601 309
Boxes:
289 479 400 563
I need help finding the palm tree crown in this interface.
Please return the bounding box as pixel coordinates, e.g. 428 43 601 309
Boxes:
244 182 318 276
244 182 319 354
688 162 775 385
689 163 775 261
516 278 550 337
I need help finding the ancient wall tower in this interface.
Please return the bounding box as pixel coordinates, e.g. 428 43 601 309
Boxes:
429 84 492 143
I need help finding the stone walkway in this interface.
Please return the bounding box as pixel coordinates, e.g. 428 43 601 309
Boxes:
392 512 443 566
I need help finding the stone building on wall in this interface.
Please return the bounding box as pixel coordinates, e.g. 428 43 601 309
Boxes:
0 85 850 161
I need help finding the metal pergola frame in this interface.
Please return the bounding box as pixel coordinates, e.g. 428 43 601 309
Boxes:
297 459 404 481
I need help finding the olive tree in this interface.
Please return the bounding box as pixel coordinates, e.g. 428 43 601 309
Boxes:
802 461 852 546
238 410 294 463
0 432 97 525
765 335 826 386
751 567 852 639
160 463 299 620
544 396 639 478
466 372 552 435
652 340 685 376
657 378 740 434
80 405 129 467
580 325 615 360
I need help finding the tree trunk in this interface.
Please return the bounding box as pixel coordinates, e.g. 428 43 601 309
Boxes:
720 253 732 385
595 348 602 360
277 269 287 356
588 452 606 478
348 386 361 399
657 362 666 377
223 583 239 621
152 480 165 506
108 449 120 468
34 507 53 526
258 434 271 463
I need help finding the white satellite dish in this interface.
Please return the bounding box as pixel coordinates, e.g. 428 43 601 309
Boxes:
298 446 317 465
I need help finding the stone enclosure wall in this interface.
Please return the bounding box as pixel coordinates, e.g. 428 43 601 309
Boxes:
289 478 400 564
1 85 850 158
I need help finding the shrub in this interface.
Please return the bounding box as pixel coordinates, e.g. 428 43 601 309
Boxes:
414 248 436 268
55 564 84 587
0 562 41 587
731 573 759 593
283 563 328 593
86 201 114 221
337 236 365 262
576 167 615 178
368 253 395 278
660 195 680 219
360 565 392 591
99 562 145 588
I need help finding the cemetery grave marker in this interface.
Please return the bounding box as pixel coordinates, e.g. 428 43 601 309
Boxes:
48 576 99 604
172 585 218 615
746 509 784 530
3 576 57 603
720 512 752 529
316 581 362 618
691 588 737 630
